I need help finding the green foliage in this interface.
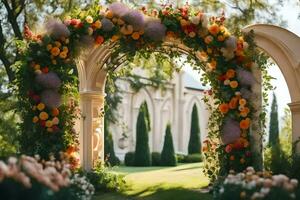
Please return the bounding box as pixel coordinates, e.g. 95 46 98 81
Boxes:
104 118 120 166
268 93 279 147
134 105 151 166
124 152 135 166
161 124 177 166
151 152 161 166
84 162 126 193
188 104 201 154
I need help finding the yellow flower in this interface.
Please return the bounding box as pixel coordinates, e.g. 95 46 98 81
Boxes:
52 59 57 65
65 38 70 44
51 47 60 57
32 116 39 123
34 64 41 70
54 41 62 48
39 112 49 121
47 44 52 51
85 15 93 24
217 35 225 42
37 103 45 111
45 120 53 128
131 32 140 40
59 51 68 59
189 32 196 38
180 19 188 27
62 46 69 53
94 20 102 29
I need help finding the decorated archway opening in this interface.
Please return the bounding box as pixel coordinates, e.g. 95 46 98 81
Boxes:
17 2 267 180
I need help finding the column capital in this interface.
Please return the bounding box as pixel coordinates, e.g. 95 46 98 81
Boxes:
288 101 300 113
80 91 106 100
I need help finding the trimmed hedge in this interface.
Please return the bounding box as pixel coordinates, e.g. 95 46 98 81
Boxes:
188 104 201 154
151 152 161 166
104 118 120 166
134 104 151 166
124 152 135 166
177 153 202 163
160 124 177 166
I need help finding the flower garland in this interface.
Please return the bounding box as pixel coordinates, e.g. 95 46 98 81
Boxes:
16 2 260 179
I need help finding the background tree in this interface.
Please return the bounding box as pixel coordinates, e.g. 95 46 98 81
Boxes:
161 124 177 166
188 104 201 154
268 93 279 147
134 104 151 166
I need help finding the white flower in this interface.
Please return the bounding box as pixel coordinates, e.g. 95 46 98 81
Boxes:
190 16 200 25
224 79 230 85
8 157 18 165
291 179 298 188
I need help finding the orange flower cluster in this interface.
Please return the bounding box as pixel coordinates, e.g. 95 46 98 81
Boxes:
47 38 70 65
32 104 60 133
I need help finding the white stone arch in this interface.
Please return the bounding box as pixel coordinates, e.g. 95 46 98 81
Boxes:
159 97 173 151
131 87 155 152
77 24 300 170
243 24 300 153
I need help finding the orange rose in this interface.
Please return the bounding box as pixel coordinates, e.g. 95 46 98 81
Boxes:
240 107 250 117
59 51 67 59
240 118 251 130
226 69 235 79
229 97 238 109
51 47 60 56
52 108 60 116
219 103 229 114
230 155 235 161
208 23 220 35
106 10 114 19
230 81 238 88
132 32 140 40
239 98 247 106
111 35 120 42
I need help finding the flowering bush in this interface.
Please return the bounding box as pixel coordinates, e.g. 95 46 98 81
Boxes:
15 1 264 180
0 155 93 200
214 167 299 200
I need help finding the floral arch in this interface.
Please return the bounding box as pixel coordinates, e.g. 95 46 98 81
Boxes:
17 2 295 180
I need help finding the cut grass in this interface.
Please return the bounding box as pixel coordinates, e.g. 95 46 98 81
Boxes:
93 163 212 200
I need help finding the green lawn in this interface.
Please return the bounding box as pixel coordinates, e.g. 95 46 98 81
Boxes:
93 163 212 200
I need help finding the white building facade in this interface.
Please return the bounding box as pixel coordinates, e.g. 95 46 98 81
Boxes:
110 70 209 161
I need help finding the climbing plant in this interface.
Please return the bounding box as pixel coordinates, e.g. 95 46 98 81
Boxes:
15 1 266 179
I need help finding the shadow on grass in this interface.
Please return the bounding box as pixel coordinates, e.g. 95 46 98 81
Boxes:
94 186 212 200
172 165 202 172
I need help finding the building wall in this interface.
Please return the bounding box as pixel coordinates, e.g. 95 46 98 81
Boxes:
109 71 209 161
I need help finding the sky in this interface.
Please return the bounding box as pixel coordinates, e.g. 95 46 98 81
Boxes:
184 0 299 128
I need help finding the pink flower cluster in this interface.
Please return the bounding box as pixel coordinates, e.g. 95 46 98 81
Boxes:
0 155 71 191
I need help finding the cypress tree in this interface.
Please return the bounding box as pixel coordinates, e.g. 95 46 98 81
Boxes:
104 118 120 166
161 124 177 166
188 104 201 154
268 93 279 147
134 105 151 166
141 101 151 131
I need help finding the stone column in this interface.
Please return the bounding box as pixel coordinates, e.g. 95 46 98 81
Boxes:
288 101 300 153
80 91 105 170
